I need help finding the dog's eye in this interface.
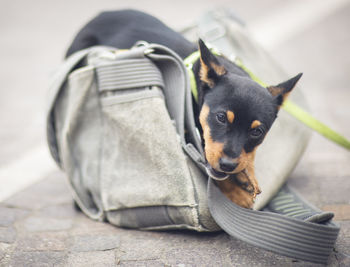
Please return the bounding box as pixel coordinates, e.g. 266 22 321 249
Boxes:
216 112 226 123
250 127 264 138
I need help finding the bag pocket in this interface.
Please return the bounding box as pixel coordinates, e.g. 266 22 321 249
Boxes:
54 66 105 220
99 86 200 228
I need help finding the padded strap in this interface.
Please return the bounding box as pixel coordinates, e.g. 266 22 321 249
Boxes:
208 179 340 264
96 58 164 92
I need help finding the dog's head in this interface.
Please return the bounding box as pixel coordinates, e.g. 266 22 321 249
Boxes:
197 40 302 180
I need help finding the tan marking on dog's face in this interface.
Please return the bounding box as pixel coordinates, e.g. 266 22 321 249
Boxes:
210 62 226 76
267 86 283 97
200 104 259 181
251 120 261 129
200 104 224 169
199 58 215 88
267 86 292 110
216 147 261 208
226 110 235 124
226 148 257 174
240 148 257 169
199 59 227 88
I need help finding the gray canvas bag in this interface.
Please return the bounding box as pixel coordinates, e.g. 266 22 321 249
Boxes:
47 44 219 231
46 10 339 264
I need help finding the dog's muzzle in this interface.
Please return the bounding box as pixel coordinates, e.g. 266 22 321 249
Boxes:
205 164 229 181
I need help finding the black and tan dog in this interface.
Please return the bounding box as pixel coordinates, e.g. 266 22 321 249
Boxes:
67 9 302 208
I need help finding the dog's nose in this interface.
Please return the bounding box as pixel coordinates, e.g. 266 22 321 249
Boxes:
219 158 238 172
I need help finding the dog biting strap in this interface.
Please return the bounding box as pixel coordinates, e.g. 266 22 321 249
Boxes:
196 10 341 264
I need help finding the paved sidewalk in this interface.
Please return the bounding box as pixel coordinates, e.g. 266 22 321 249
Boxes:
0 161 349 266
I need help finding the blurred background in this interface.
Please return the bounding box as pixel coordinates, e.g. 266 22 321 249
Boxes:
0 0 349 212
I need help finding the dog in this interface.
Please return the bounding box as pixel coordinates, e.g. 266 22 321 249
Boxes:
66 9 302 208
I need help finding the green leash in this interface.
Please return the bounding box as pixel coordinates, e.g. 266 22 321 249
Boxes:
184 50 201 102
282 100 350 150
184 51 350 150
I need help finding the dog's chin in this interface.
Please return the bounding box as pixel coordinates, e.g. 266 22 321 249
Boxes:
205 165 229 181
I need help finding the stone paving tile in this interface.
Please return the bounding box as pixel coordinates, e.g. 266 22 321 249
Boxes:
117 239 164 262
68 234 120 252
289 173 350 208
318 176 350 205
67 251 115 267
223 237 318 267
288 159 350 208
0 206 29 227
164 248 227 266
21 216 73 232
0 227 16 244
69 213 118 236
118 259 167 267
117 230 222 262
334 221 350 256
8 251 67 267
322 205 350 221
0 243 12 257
37 204 79 219
118 231 181 259
0 243 11 263
3 172 71 211
336 254 350 267
15 232 68 252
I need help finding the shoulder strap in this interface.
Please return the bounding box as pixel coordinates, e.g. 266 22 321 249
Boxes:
208 179 339 264
195 10 340 264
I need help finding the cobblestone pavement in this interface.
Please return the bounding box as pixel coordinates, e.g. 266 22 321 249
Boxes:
1 0 350 266
0 170 349 266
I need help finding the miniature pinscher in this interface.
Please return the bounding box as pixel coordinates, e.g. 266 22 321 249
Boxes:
66 9 302 208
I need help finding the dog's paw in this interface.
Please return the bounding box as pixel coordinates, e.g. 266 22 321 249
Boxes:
235 171 261 197
230 186 255 208
216 179 255 209
254 185 262 196
238 180 255 195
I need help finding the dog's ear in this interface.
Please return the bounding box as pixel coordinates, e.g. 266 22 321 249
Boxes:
267 73 303 107
198 39 226 88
